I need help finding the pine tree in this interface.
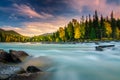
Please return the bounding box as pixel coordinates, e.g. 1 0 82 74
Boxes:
85 16 89 39
67 22 74 41
100 15 106 38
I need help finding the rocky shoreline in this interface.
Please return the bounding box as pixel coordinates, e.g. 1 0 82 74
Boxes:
0 49 43 80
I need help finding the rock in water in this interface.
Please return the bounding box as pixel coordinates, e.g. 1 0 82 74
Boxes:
0 49 14 63
26 66 42 73
95 46 103 51
9 50 29 57
0 64 25 79
0 49 8 63
9 50 29 62
10 53 22 63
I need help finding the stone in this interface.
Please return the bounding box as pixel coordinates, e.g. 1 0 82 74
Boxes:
26 66 42 73
9 50 29 57
9 50 29 62
95 46 103 51
0 50 13 63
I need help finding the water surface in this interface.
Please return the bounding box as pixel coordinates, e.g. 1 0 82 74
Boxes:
0 42 120 80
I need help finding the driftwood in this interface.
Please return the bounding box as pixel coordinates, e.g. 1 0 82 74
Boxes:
95 45 115 51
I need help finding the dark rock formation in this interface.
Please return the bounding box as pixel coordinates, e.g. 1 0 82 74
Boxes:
9 50 29 57
26 66 42 73
0 49 21 63
0 49 14 63
0 49 46 80
9 50 29 62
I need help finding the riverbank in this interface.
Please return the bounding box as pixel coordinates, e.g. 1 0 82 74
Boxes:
0 49 46 80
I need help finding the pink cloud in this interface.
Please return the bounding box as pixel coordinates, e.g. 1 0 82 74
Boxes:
13 4 53 19
70 0 120 18
2 17 69 36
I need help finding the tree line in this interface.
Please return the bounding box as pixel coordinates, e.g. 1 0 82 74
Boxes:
0 10 120 42
0 29 29 42
31 10 120 42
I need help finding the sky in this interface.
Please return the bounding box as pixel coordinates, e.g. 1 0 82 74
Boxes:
0 0 120 36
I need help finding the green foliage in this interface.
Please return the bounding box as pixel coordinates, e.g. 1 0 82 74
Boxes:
67 22 74 41
0 29 29 42
0 10 120 42
59 27 65 41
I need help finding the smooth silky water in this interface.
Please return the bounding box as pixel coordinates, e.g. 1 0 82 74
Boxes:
0 42 120 80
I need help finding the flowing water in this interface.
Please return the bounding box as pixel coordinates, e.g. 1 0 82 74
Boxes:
0 42 120 80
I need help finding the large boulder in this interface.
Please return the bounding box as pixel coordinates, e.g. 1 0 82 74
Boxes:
10 53 22 63
26 66 42 73
0 49 21 63
0 64 25 80
0 49 13 63
9 50 29 62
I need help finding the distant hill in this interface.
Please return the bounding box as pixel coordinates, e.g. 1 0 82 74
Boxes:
0 28 21 36
0 28 29 42
0 28 5 32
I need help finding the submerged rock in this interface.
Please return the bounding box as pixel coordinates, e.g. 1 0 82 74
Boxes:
95 46 103 51
9 72 50 80
26 66 42 73
0 64 25 79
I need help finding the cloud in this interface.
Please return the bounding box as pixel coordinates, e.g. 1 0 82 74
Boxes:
13 4 53 19
2 16 69 36
106 0 120 5
70 0 120 18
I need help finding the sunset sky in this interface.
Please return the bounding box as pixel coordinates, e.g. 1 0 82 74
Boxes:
0 0 120 36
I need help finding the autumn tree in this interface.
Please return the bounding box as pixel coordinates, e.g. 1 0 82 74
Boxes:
59 27 65 41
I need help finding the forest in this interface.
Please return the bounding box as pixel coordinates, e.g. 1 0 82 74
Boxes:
0 11 120 42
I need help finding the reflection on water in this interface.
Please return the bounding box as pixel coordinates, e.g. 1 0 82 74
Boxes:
0 42 120 80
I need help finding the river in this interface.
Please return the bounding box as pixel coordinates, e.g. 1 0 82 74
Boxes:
0 42 120 80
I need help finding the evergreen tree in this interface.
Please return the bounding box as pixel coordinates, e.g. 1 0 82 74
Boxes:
85 16 89 39
93 10 100 39
100 15 106 38
111 11 117 39
64 27 69 42
67 22 74 41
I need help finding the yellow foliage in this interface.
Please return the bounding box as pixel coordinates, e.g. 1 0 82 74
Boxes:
59 27 65 41
104 22 112 37
74 26 81 39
